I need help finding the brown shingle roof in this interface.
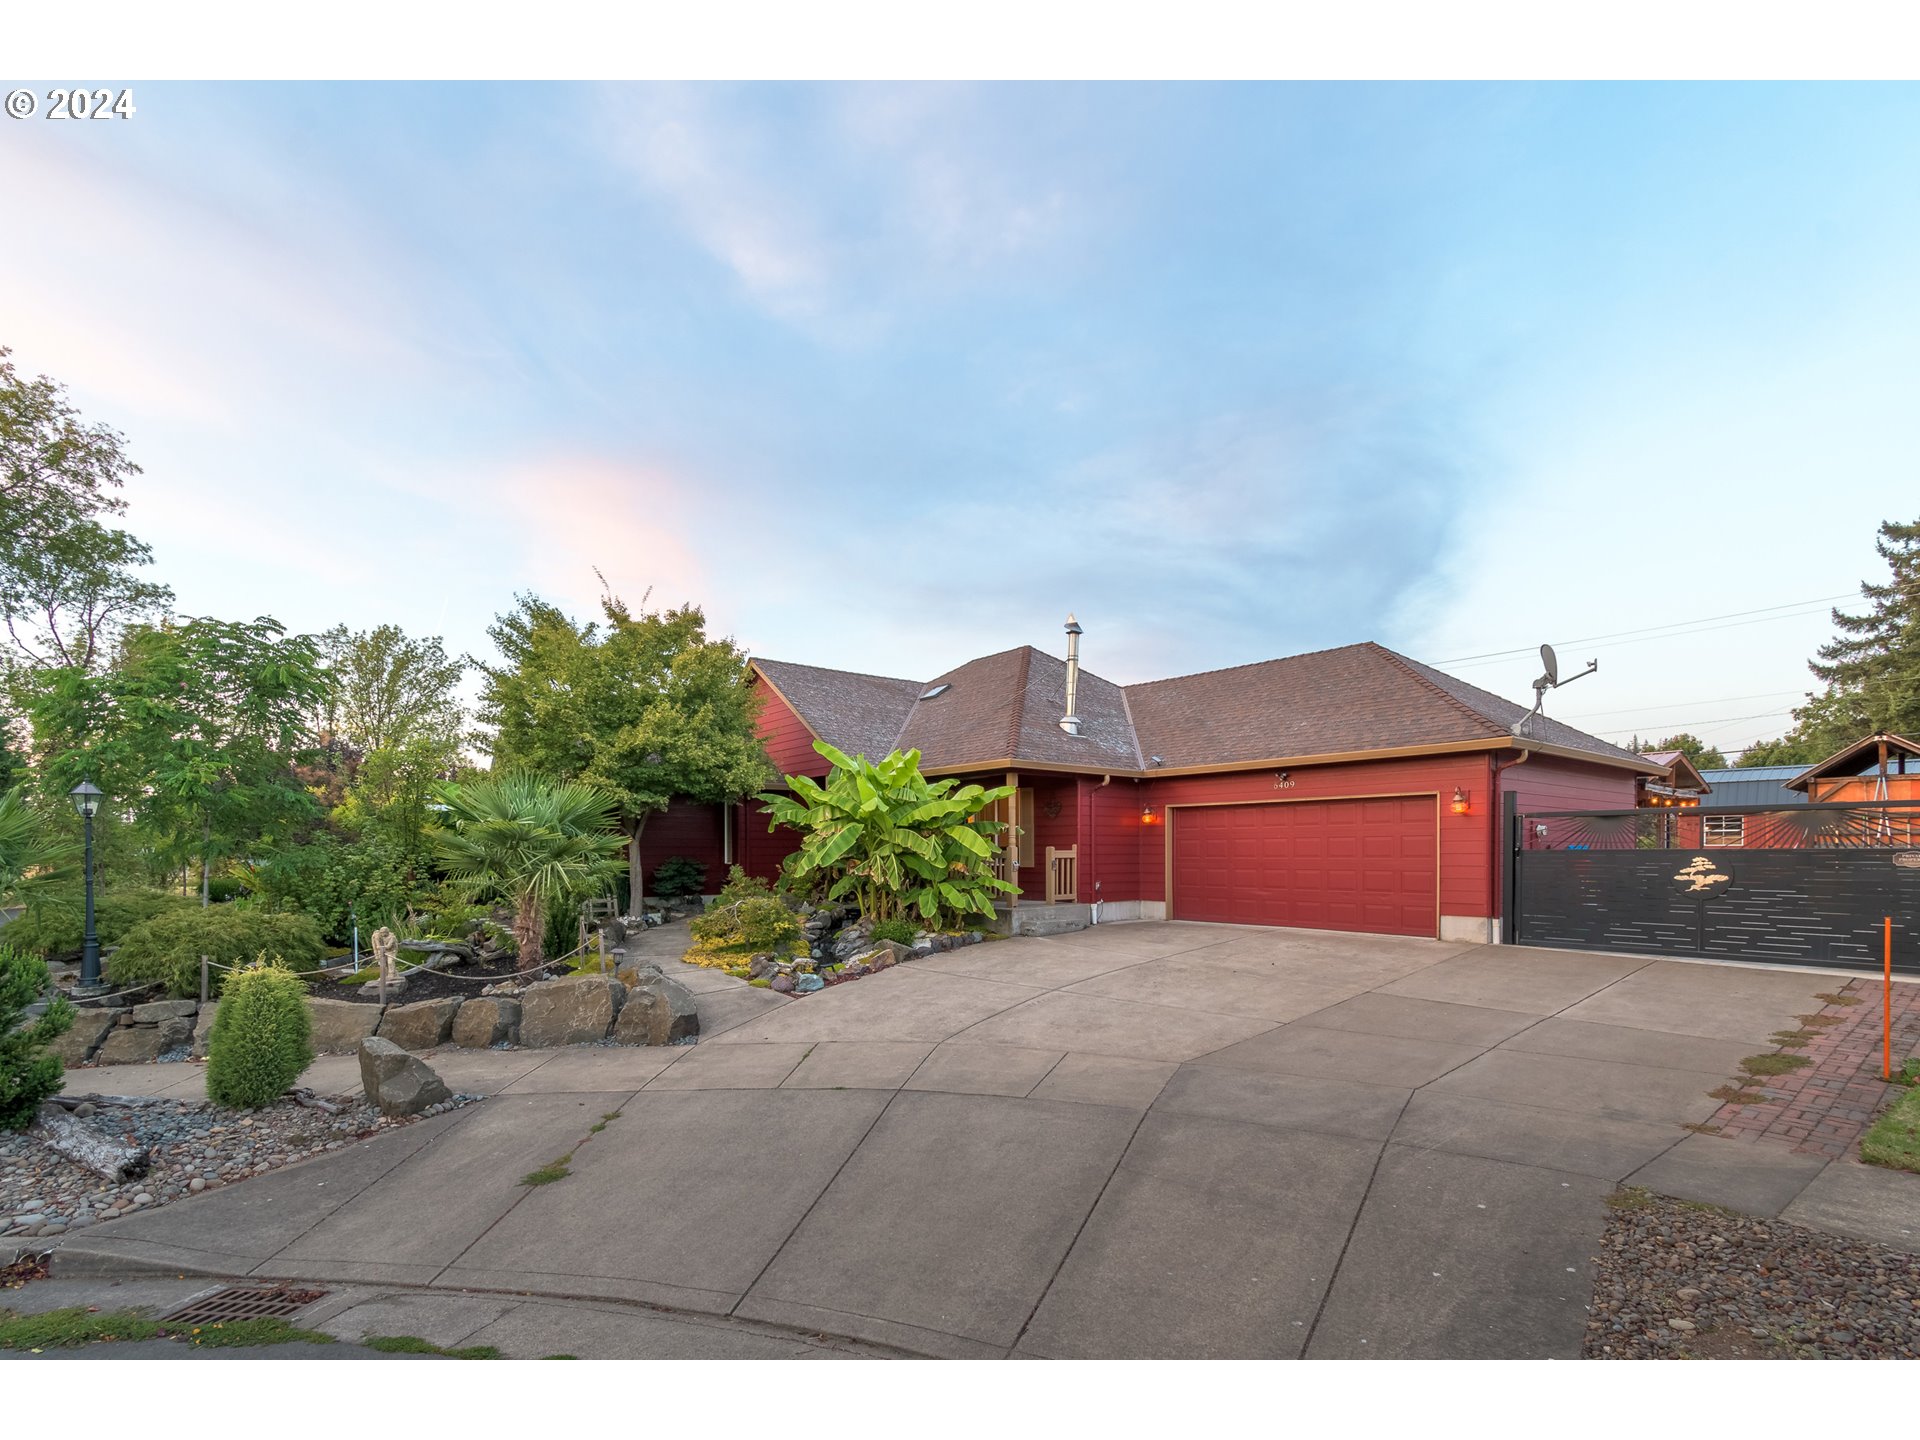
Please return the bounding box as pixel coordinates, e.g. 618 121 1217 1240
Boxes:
751 658 920 762
754 639 1654 776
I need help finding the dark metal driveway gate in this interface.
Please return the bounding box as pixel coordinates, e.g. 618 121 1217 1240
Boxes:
1503 797 1920 975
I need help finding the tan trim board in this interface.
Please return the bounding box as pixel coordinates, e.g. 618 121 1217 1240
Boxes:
923 736 1657 782
1162 791 1444 940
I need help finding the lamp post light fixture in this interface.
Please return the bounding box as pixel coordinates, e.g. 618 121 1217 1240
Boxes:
69 780 104 991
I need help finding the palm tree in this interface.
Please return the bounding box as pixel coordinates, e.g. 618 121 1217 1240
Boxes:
428 773 625 969
0 788 78 914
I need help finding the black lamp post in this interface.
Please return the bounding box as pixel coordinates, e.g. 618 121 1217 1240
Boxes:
69 780 103 990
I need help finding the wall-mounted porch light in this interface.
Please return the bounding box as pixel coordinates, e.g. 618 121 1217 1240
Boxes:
1451 787 1471 815
1141 805 1159 824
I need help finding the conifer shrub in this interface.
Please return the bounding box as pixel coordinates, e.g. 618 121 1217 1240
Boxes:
106 909 327 998
3 888 196 961
649 855 708 902
204 960 312 1109
0 945 73 1132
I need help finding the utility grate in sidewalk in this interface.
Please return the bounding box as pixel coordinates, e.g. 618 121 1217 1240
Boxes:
160 1284 330 1324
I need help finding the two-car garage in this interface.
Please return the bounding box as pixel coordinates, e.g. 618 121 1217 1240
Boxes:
1166 796 1439 938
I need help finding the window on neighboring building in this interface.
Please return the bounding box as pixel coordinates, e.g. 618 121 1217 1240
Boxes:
1703 815 1744 848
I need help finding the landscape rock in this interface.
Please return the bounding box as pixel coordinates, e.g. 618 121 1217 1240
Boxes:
612 971 700 1046
95 1026 169 1065
48 1010 117 1066
356 1036 451 1117
154 1017 194 1054
450 996 519 1048
376 996 463 1051
129 998 200 1025
519 975 625 1047
770 974 795 994
793 973 824 993
190 1005 218 1058
848 941 909 972
307 996 383 1054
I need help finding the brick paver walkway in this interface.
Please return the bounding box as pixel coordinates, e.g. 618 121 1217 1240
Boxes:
1708 975 1920 1160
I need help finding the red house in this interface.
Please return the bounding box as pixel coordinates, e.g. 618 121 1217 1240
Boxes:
650 619 1659 944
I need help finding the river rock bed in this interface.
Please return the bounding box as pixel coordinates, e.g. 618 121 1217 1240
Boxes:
1586 1187 1920 1359
1 1090 477 1247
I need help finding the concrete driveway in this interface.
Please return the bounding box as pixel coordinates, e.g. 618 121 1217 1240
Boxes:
46 923 1920 1358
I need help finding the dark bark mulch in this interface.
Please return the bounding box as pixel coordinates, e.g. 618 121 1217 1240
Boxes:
1587 1188 1920 1358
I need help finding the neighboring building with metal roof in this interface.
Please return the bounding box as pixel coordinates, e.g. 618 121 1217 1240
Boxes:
1696 766 1808 808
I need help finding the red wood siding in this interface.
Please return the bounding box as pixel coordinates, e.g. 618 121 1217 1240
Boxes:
640 798 727 896
740 798 803 883
1077 776 1148 905
1169 796 1438 936
1017 778 1081 899
752 675 824 780
741 675 821 885
1131 755 1494 919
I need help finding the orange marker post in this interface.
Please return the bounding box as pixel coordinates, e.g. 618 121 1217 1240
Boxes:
1887 916 1895 1083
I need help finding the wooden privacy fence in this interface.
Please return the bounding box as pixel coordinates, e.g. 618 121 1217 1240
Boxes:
1046 846 1078 903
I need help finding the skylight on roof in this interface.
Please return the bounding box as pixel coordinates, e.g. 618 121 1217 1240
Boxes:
920 684 950 699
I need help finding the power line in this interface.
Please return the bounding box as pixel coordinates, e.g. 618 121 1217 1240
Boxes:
1440 607 1843 671
1434 593 1855 668
1591 708 1797 737
1562 689 1804 721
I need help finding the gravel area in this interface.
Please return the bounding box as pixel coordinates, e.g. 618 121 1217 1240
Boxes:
1587 1188 1920 1358
2 1089 477 1246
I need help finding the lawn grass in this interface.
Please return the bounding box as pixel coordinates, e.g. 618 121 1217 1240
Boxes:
186 1318 336 1348
365 1333 501 1359
0 1307 163 1349
0 1306 337 1351
1861 1083 1920 1174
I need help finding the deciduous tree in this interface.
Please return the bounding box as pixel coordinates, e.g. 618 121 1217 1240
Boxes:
476 589 772 903
0 348 171 669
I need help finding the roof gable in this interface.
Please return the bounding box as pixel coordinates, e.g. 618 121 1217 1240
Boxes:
751 658 920 763
1786 732 1920 792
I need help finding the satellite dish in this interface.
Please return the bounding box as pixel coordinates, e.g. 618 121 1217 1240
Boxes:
1522 641 1598 728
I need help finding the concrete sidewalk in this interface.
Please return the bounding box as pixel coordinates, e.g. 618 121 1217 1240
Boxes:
35 922 1920 1358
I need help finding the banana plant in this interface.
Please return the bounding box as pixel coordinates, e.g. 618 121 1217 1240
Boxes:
759 742 1018 925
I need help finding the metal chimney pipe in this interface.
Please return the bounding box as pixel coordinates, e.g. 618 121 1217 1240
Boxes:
1060 614 1083 735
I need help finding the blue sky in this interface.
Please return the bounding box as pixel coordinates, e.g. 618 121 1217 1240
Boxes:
3 82 1915 756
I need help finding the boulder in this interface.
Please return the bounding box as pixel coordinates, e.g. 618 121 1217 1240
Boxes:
519 975 625 1048
450 996 519 1048
48 1009 117 1066
129 998 200 1025
307 996 383 1054
190 1005 218 1058
612 972 700 1046
847 941 911 972
829 923 874 961
95 1026 169 1065
357 1036 451 1117
769 974 795 994
154 1017 194 1053
377 996 463 1051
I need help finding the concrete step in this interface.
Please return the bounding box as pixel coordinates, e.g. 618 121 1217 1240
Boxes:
989 903 1092 938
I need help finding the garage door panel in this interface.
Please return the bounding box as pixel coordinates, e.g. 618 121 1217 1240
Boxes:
1170 797 1437 938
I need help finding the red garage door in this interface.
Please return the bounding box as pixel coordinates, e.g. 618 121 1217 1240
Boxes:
1169 797 1437 937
